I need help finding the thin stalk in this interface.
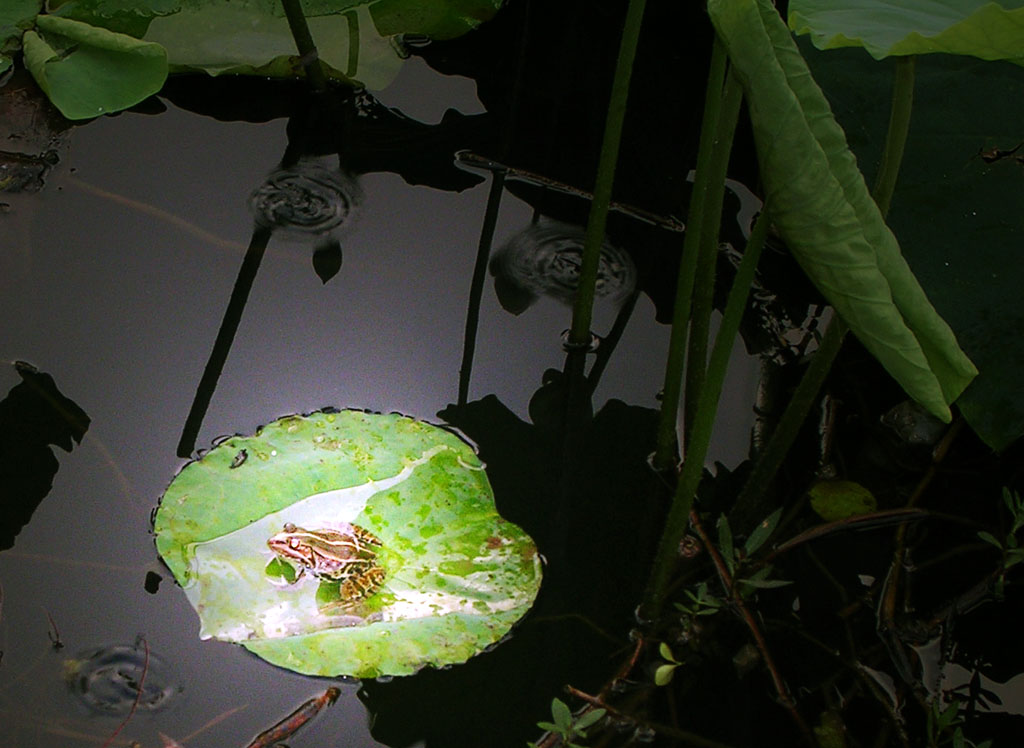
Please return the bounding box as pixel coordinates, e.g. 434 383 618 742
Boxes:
872 56 915 217
280 0 328 93
644 207 769 616
652 37 728 470
729 57 917 531
683 67 744 443
567 0 647 347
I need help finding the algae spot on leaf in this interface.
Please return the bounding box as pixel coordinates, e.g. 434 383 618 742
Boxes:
154 410 541 677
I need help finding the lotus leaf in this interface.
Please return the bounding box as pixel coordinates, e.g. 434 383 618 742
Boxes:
154 410 541 677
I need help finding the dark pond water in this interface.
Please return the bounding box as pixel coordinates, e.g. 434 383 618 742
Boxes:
0 7 765 745
4 3 1024 748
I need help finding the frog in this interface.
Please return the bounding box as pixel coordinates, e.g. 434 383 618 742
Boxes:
267 522 386 604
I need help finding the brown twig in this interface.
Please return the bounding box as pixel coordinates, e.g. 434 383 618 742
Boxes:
689 509 816 745
244 687 341 748
100 636 149 748
44 608 63 650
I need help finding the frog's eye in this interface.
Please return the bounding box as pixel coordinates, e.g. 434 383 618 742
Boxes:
283 523 296 532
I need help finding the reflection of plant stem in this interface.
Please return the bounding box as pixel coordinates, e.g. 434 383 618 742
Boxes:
729 56 916 532
458 170 506 405
586 290 639 396
280 0 328 93
684 67 744 445
177 227 272 457
652 37 728 470
645 208 769 615
567 0 647 349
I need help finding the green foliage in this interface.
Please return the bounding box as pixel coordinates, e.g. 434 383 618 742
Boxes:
926 697 993 748
674 580 724 618
716 510 792 590
9 0 505 119
977 487 1024 596
654 642 683 686
708 0 978 422
22 14 167 119
790 0 1024 65
529 698 606 748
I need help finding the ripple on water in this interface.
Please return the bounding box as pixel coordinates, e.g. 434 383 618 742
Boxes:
65 639 181 715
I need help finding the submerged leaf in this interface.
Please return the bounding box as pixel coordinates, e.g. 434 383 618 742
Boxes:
708 0 977 421
790 0 1024 65
154 410 541 677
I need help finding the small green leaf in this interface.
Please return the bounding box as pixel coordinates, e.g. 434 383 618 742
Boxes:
574 709 606 731
551 698 572 731
977 530 1003 549
741 577 794 589
743 507 783 555
659 641 675 662
655 663 677 686
536 722 559 733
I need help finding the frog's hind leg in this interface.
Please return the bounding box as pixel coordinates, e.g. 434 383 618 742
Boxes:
341 566 387 602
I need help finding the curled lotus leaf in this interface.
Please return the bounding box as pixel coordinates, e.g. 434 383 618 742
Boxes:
154 410 542 677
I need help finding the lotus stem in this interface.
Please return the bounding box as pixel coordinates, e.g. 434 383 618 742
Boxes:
644 207 769 616
280 0 328 93
567 0 648 348
872 56 916 217
683 66 744 442
652 37 728 470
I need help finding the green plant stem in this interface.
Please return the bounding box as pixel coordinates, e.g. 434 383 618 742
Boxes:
683 67 744 443
567 0 647 348
872 56 915 217
729 56 916 532
652 37 728 470
280 0 328 93
644 207 769 616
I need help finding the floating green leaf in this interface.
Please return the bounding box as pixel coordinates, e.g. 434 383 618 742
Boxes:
0 0 41 74
49 0 503 89
154 410 541 677
708 0 977 422
789 0 1024 65
22 14 167 120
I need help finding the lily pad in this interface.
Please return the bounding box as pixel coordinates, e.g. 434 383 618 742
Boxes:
789 0 1024 65
154 410 542 677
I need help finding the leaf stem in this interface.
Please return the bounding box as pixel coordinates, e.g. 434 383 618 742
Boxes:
872 56 915 217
